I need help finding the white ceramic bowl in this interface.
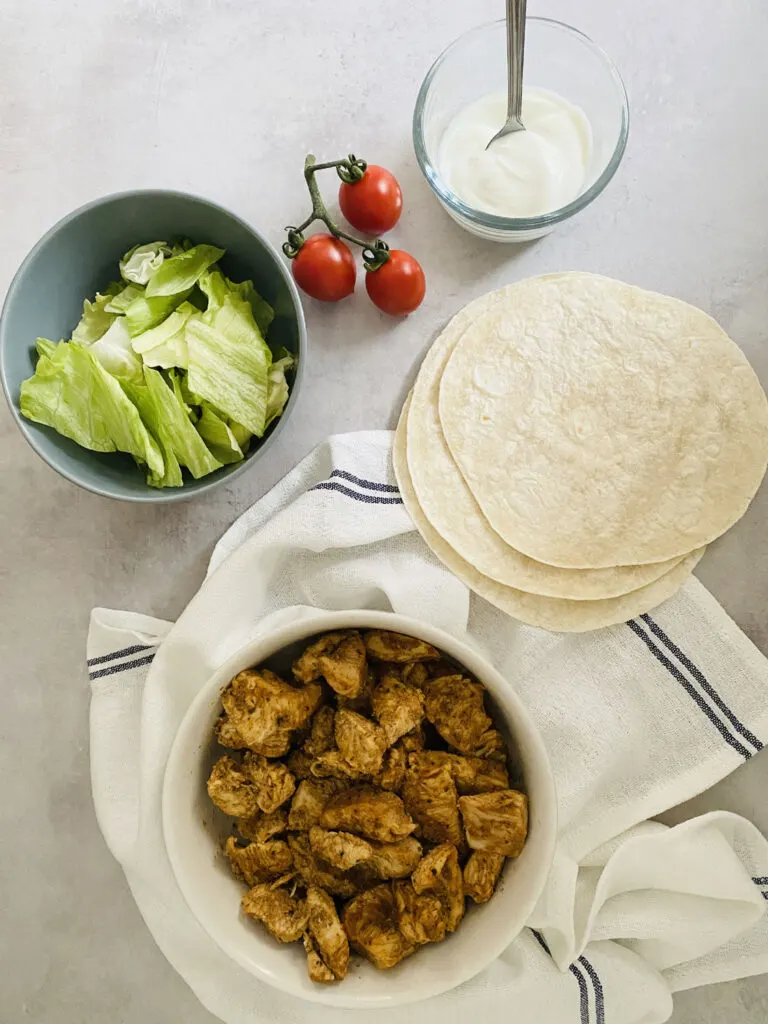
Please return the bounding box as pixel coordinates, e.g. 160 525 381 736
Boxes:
163 610 557 1008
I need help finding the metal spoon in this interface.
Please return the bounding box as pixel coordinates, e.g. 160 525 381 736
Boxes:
486 0 527 148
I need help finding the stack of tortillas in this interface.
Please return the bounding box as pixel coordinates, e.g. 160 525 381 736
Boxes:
394 273 768 631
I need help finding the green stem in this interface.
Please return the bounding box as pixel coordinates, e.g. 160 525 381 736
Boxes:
283 154 391 270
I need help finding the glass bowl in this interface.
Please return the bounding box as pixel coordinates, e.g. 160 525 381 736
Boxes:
413 18 629 243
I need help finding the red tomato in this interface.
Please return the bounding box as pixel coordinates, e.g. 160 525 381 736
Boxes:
339 165 403 235
365 250 426 316
291 234 356 302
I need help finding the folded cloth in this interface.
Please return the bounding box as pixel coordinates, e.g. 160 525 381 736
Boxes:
87 430 768 1024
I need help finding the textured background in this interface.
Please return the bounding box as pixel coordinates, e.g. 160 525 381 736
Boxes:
1 0 767 1020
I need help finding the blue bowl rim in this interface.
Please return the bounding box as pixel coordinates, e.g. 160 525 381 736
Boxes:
0 187 307 503
412 17 631 233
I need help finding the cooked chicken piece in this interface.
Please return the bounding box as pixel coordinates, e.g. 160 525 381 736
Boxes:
428 660 461 680
398 727 425 755
303 932 336 984
285 749 315 780
409 751 509 795
309 827 374 871
311 750 370 781
303 706 336 758
463 851 506 903
401 759 462 846
336 667 376 714
215 714 248 750
393 881 447 945
343 884 415 970
458 790 528 857
402 663 429 689
320 786 416 844
293 631 367 699
288 778 345 831
371 673 425 745
287 833 358 898
207 756 259 818
225 835 292 885
306 886 349 979
375 744 406 792
242 753 296 813
221 668 322 757
334 708 389 775
412 843 465 932
242 883 308 942
368 837 423 879
422 675 505 758
363 630 440 664
236 808 288 843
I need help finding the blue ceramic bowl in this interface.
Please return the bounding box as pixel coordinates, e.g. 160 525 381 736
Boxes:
0 190 306 502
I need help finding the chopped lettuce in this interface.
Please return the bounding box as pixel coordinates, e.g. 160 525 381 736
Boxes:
20 342 163 475
131 302 196 369
125 368 222 484
124 291 191 337
198 269 230 309
145 244 225 298
186 293 271 436
265 352 294 429
105 283 145 315
89 317 144 382
35 338 58 360
120 242 169 285
71 288 120 345
231 278 275 336
196 404 245 464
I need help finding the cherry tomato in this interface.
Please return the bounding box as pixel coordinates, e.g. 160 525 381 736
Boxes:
339 165 403 235
365 250 426 316
291 234 356 302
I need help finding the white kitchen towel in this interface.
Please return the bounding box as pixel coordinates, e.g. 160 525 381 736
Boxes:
88 430 768 1024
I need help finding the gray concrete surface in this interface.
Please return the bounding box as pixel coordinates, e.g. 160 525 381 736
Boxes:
1 0 767 1020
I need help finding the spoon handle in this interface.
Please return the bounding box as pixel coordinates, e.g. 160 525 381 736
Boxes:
506 0 526 124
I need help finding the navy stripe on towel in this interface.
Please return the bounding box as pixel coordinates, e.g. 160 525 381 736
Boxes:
329 469 400 493
87 643 153 667
531 931 590 1024
310 481 403 505
578 956 606 1024
752 877 768 885
89 653 155 680
641 613 762 753
626 619 753 760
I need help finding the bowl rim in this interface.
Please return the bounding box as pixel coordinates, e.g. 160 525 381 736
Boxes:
412 16 630 232
0 187 307 503
162 609 558 1008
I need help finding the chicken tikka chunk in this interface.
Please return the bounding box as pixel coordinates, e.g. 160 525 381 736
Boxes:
375 744 407 792
320 786 416 844
225 835 292 886
393 881 447 945
303 932 335 984
402 757 462 846
303 706 336 758
334 708 389 775
215 714 248 750
221 668 322 757
236 808 288 844
288 778 345 831
458 790 528 857
363 630 440 664
411 750 509 794
287 832 358 898
371 672 425 745
293 631 367 699
309 827 374 871
242 883 308 943
207 756 259 818
306 886 349 980
422 675 505 759
343 884 415 970
412 843 465 933
243 752 296 813
463 851 505 904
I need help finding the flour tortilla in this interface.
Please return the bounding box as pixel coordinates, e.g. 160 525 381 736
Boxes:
396 395 705 632
407 281 688 599
438 273 768 568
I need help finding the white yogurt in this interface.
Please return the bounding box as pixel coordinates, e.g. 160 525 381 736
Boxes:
438 87 592 218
